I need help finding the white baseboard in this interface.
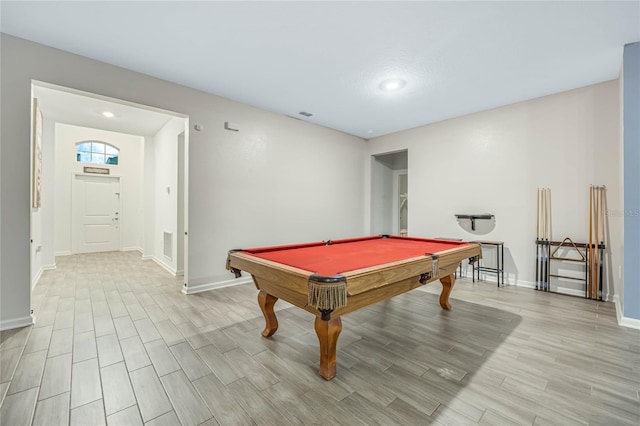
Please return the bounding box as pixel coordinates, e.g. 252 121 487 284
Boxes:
145 256 177 276
512 280 535 289
55 251 71 256
468 274 537 289
554 286 586 297
31 263 57 290
31 267 44 290
183 276 253 295
614 295 640 329
0 314 34 331
122 247 143 253
619 316 640 329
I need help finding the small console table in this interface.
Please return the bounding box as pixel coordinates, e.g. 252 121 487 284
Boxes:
472 240 504 287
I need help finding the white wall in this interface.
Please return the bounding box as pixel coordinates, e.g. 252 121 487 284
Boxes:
144 116 185 274
0 34 366 328
54 123 144 254
30 116 56 287
366 81 621 295
143 135 156 260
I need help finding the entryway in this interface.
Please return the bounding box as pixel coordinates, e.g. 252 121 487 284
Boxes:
29 81 190 289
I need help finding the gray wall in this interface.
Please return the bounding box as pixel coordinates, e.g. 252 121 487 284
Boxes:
623 42 640 320
0 34 366 329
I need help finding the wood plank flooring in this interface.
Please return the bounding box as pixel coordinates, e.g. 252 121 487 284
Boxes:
1 251 638 425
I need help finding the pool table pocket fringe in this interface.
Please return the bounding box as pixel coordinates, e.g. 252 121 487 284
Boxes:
308 281 347 311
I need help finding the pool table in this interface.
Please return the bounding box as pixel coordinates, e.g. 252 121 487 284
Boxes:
226 235 481 380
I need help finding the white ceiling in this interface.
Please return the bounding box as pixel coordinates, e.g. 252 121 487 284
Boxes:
33 84 177 137
3 1 639 139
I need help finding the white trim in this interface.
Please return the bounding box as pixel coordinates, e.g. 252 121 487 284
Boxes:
614 294 622 324
392 169 408 235
512 279 535 289
614 295 640 329
30 263 56 290
31 268 43 289
122 247 143 254
0 314 34 331
55 251 72 256
619 316 640 329
553 286 585 298
182 276 253 295
145 256 177 276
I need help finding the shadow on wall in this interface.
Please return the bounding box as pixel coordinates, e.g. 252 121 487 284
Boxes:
456 216 496 235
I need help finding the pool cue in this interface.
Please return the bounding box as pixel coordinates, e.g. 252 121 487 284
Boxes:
594 186 600 300
543 188 547 290
587 185 593 298
536 188 540 290
598 186 606 300
545 188 551 291
596 186 601 299
540 188 547 291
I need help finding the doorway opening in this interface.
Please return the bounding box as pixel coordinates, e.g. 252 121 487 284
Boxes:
371 150 408 235
29 81 189 290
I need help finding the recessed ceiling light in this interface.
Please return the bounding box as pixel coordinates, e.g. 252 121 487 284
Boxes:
102 111 115 118
379 79 406 92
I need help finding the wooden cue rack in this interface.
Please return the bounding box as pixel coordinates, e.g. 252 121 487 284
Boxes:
535 238 605 300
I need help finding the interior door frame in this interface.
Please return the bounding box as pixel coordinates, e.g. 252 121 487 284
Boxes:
392 169 408 235
70 172 122 254
30 80 190 292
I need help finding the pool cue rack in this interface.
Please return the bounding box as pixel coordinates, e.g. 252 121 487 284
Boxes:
534 186 606 300
535 238 604 300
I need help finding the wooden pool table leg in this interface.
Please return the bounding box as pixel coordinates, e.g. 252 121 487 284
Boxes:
257 290 279 337
439 274 455 310
314 316 342 380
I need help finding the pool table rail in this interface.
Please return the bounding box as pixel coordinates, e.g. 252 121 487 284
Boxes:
226 242 480 315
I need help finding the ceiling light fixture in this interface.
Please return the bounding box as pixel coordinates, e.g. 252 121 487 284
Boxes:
299 111 313 117
379 78 406 92
102 111 115 118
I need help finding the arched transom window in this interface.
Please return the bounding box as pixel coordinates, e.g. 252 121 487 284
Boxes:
76 141 119 165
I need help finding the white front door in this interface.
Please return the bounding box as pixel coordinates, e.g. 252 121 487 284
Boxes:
72 174 120 253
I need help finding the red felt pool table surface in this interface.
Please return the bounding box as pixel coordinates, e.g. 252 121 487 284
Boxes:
242 235 472 276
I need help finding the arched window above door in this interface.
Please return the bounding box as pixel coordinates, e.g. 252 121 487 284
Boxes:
76 141 119 165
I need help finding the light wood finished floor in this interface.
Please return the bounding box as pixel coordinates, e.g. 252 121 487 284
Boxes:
1 251 638 425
